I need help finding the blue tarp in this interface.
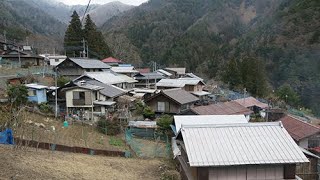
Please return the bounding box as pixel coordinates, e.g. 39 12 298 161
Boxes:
0 129 14 145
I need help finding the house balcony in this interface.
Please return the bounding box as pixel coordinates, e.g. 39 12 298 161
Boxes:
73 99 90 106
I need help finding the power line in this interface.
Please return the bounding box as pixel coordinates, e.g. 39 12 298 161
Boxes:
81 0 92 24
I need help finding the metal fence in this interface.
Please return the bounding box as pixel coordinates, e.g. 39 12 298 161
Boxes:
125 128 171 158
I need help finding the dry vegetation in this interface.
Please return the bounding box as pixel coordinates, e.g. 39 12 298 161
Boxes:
13 111 127 151
0 145 165 180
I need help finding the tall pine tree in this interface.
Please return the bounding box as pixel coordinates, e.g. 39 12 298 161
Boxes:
64 11 83 57
84 15 112 59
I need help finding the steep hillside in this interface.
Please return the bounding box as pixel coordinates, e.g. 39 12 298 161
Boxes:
235 0 320 114
88 1 134 27
102 0 320 114
25 0 133 26
0 0 67 52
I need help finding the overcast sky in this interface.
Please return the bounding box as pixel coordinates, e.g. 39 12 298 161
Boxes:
55 0 148 6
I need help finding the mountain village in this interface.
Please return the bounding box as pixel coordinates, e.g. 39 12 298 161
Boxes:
0 40 319 180
0 0 319 179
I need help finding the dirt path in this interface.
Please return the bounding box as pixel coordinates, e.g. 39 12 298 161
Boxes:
0 145 164 180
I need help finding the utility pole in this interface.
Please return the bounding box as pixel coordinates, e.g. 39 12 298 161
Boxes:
86 44 89 58
82 38 86 58
3 31 6 43
243 88 247 104
55 67 58 119
18 46 21 68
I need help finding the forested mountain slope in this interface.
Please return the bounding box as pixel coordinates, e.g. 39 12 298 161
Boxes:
102 0 320 114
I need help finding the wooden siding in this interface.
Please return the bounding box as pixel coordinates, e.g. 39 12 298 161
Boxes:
146 94 181 114
208 165 284 180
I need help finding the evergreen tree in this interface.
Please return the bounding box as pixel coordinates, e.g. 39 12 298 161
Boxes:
84 15 112 59
222 59 242 89
276 84 300 106
223 57 269 97
64 11 83 57
240 57 268 97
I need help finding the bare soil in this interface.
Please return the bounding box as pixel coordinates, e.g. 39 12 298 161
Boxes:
14 112 127 151
0 145 164 180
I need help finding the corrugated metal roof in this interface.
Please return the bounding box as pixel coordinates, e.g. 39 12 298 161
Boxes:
279 115 320 141
156 78 203 88
191 101 253 115
157 69 172 76
128 121 157 128
134 72 164 80
82 72 137 84
185 73 203 81
101 57 122 63
174 115 248 133
93 101 116 106
233 96 269 109
179 122 309 167
191 91 210 96
111 66 139 73
25 83 48 89
69 58 111 69
74 82 103 91
162 88 198 105
165 68 186 75
133 88 157 94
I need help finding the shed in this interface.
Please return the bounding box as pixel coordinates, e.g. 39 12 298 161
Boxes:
25 83 48 104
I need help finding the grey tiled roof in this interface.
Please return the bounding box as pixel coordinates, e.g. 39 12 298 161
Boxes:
163 88 198 104
85 79 126 98
70 58 111 69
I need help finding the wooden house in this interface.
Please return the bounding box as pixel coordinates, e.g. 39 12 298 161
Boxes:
75 71 137 90
134 72 165 88
0 49 44 67
61 80 125 121
164 68 186 78
145 88 198 115
156 78 205 92
56 58 111 79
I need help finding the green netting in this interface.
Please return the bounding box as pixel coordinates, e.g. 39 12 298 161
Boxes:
125 128 171 158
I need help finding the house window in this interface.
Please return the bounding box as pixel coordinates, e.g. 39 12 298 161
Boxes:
55 59 59 62
181 104 188 111
157 102 165 112
28 90 36 96
308 137 320 148
73 91 91 105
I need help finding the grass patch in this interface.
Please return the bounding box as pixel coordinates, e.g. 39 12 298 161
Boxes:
109 137 124 147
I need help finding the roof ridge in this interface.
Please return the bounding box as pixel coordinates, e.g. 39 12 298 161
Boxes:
286 114 320 130
182 122 281 129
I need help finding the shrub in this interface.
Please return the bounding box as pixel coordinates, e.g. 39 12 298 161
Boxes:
97 117 121 135
157 115 173 132
38 102 53 114
134 100 145 115
57 76 70 87
143 106 155 119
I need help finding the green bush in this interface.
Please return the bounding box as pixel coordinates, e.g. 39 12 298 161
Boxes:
109 137 124 147
57 76 70 87
134 100 145 115
97 118 121 135
157 115 173 132
38 102 53 114
143 106 155 119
